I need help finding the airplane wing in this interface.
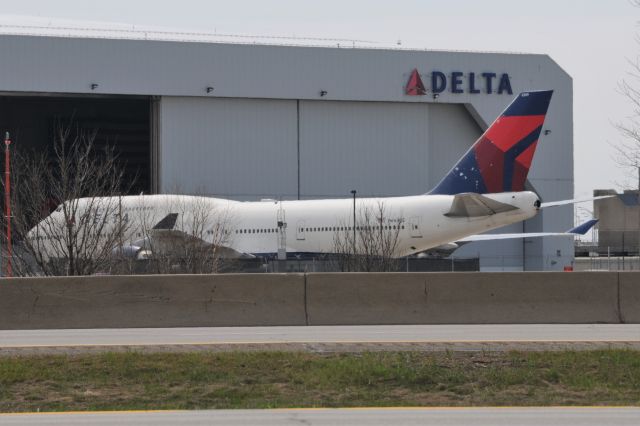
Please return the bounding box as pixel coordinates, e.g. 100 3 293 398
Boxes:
444 193 518 218
132 214 255 259
457 219 598 243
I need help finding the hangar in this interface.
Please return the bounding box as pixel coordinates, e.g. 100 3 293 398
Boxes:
0 22 573 271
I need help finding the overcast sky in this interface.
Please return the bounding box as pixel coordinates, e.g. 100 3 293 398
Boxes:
0 0 637 207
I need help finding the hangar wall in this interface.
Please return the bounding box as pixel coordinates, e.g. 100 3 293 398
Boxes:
160 99 481 200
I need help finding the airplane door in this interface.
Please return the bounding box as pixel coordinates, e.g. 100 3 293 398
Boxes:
408 217 422 238
296 220 306 240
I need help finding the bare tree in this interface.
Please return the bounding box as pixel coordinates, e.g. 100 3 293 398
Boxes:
332 201 404 272
614 0 640 188
615 67 640 188
6 120 132 276
610 2 640 257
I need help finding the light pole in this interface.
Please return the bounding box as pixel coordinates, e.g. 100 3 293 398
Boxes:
350 190 357 252
4 132 11 278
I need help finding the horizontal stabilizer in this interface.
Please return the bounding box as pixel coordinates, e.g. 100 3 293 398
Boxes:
445 193 518 218
540 195 614 208
458 219 598 243
567 219 599 235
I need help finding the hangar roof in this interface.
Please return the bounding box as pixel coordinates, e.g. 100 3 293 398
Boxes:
0 14 527 54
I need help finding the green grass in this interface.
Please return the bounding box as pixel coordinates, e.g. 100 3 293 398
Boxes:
1 350 639 412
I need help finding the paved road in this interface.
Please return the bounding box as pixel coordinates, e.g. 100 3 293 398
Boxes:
1 408 639 425
1 324 639 347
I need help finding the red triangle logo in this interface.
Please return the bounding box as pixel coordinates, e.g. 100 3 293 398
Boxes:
405 68 426 95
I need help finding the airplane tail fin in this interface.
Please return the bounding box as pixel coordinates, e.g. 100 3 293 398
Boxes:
429 90 553 195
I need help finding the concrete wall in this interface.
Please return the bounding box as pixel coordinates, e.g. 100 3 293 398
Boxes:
0 274 306 329
305 272 621 325
0 272 638 329
620 272 640 323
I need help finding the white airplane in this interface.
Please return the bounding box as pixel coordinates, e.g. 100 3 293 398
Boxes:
27 90 603 261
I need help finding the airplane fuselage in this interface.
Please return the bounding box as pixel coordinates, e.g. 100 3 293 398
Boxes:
30 191 540 259
228 191 539 257
25 91 554 262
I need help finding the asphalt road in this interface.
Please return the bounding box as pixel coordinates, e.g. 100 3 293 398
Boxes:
2 324 640 346
1 408 639 425
1 324 639 353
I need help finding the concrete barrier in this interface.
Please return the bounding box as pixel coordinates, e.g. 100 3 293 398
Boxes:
0 274 306 329
619 272 640 323
0 272 635 329
305 272 621 325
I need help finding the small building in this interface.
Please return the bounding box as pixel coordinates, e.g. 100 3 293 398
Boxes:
593 189 640 254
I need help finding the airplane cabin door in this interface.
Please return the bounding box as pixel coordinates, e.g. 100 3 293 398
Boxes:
296 220 306 240
408 216 422 238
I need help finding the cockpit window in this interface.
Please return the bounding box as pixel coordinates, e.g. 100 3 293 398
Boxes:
55 205 62 213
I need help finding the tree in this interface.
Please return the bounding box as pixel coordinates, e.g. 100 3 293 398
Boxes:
615 0 640 189
332 201 404 272
6 120 132 276
611 2 640 257
615 71 640 188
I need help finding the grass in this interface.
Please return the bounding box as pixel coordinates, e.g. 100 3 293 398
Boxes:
1 350 639 412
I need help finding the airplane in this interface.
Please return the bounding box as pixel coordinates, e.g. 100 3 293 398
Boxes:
26 90 606 262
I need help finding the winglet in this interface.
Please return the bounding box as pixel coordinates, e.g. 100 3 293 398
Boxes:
567 219 598 235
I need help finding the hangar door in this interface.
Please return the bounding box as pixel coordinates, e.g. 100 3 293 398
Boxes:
159 97 298 200
298 100 482 198
0 95 152 195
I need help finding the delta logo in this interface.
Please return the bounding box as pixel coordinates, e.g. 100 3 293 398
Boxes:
405 68 513 96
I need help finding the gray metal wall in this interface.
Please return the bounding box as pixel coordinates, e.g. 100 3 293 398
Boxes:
159 99 480 199
159 97 298 198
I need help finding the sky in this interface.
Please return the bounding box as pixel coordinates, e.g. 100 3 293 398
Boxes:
0 0 637 212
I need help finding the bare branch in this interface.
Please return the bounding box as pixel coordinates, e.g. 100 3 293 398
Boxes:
331 201 403 272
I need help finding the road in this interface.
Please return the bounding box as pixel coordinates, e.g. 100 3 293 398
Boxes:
1 407 639 425
1 324 639 353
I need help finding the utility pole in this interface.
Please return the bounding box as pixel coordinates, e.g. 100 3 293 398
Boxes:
350 190 357 252
4 132 11 278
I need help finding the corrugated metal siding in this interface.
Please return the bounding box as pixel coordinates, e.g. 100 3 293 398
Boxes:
299 100 429 198
0 35 567 111
159 97 298 199
427 104 482 185
298 102 480 198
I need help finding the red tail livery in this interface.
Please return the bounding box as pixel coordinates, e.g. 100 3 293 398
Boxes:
429 90 553 195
